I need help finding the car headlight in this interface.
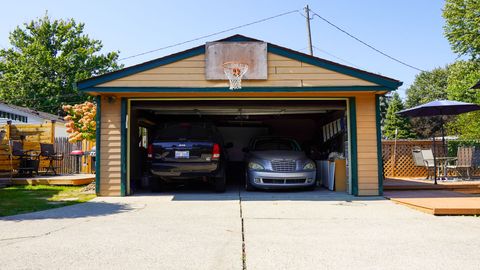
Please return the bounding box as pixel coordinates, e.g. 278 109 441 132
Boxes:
248 162 264 170
303 161 316 170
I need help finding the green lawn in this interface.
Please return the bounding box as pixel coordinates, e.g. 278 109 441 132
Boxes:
0 185 96 217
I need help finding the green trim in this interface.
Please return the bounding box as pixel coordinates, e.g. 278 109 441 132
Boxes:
77 34 402 91
268 46 402 89
120 98 127 196
375 95 384 195
349 97 358 196
81 86 393 93
77 46 205 89
95 95 101 195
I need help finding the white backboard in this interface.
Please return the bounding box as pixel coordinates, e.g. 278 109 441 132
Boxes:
205 41 268 80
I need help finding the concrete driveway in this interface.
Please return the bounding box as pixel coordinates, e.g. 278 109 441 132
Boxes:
1 187 480 270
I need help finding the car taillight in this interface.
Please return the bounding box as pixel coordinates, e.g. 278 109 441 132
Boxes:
147 144 153 158
212 143 220 160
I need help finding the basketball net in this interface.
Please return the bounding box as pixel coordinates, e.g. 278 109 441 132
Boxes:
223 62 248 90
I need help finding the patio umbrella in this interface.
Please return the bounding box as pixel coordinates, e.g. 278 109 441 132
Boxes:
397 100 480 184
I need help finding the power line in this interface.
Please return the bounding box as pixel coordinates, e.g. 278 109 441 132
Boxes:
119 10 301 61
309 10 425 72
312 46 362 69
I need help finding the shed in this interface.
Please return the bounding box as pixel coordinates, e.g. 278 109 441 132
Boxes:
77 35 402 196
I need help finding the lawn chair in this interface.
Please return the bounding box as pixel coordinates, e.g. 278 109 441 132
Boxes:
446 146 475 180
11 141 39 176
412 147 435 179
40 143 63 175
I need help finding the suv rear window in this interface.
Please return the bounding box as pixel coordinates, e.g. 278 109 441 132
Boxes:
156 123 212 140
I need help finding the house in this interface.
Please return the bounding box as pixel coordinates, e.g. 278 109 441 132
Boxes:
0 101 67 137
77 34 402 197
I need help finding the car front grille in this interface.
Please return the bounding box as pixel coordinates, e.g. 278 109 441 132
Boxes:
262 178 307 184
271 160 296 172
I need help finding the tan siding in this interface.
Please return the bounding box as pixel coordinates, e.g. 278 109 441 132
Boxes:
99 97 122 196
356 94 379 195
98 53 379 88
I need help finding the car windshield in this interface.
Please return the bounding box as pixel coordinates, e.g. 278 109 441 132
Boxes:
156 123 211 140
253 138 301 151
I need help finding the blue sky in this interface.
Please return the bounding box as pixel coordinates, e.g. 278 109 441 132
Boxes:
0 0 457 97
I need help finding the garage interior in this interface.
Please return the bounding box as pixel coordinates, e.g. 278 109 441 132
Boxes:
127 99 350 194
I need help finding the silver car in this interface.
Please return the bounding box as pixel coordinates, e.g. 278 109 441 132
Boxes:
244 136 316 191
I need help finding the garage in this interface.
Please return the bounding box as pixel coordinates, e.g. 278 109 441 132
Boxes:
128 99 349 193
76 34 402 197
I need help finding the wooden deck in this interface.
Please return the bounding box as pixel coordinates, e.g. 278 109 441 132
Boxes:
385 177 480 194
385 190 480 215
0 174 95 186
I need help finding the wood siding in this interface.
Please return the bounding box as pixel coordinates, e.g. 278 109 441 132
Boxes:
356 94 379 195
95 52 383 196
99 53 379 88
99 97 122 196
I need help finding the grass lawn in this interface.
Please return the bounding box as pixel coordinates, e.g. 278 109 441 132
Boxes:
0 185 96 217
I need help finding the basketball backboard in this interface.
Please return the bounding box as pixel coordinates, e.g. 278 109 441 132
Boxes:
205 41 268 80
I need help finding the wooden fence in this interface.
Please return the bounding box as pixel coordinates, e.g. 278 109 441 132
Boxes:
382 140 480 178
0 122 94 176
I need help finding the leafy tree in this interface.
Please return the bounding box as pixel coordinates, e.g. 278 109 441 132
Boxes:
405 67 449 108
405 67 450 138
446 60 480 139
63 102 96 143
443 0 480 60
0 14 122 114
383 93 416 139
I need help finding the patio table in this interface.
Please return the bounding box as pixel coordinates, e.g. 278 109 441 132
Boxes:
434 157 457 180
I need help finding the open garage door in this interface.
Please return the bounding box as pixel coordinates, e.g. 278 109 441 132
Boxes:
126 99 351 195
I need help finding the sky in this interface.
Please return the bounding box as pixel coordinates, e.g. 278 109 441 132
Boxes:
0 0 458 98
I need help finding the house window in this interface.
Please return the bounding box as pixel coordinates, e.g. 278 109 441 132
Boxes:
0 110 28 123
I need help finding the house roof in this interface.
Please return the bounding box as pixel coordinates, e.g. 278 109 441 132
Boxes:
0 101 65 123
77 34 403 91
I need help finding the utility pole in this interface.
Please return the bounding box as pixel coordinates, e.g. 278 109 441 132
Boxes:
305 5 313 56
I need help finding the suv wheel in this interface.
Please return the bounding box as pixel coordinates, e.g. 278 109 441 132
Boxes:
214 177 226 193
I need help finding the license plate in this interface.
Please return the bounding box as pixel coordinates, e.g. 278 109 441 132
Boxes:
175 151 190 159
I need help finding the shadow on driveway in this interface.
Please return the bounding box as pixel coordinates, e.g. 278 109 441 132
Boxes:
0 201 138 221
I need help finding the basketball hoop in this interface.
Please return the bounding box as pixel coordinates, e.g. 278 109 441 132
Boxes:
223 62 248 90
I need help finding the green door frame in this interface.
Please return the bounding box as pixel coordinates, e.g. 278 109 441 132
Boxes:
119 97 359 196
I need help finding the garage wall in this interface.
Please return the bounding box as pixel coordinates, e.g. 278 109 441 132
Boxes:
355 93 379 196
98 53 379 88
99 97 122 196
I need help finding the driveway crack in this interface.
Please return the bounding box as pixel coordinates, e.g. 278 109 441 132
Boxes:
238 188 247 270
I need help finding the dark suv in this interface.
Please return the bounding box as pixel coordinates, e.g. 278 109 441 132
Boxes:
148 122 231 192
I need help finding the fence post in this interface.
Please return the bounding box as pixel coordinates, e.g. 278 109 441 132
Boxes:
50 120 56 144
5 120 12 141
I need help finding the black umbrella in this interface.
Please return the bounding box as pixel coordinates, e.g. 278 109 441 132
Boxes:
397 100 480 183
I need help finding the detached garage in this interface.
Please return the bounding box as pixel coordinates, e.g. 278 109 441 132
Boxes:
77 34 402 197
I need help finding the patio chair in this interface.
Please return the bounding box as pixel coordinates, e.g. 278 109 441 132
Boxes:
412 148 435 179
40 143 64 175
446 146 475 180
11 141 39 176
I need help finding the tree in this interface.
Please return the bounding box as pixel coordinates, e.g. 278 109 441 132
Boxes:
443 0 480 60
405 67 450 138
383 93 416 139
446 60 480 139
63 102 96 143
0 14 121 114
405 67 449 108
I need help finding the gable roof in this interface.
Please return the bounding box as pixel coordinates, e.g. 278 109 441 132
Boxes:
77 34 402 91
0 101 65 123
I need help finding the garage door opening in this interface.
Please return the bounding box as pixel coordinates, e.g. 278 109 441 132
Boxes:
127 99 351 194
